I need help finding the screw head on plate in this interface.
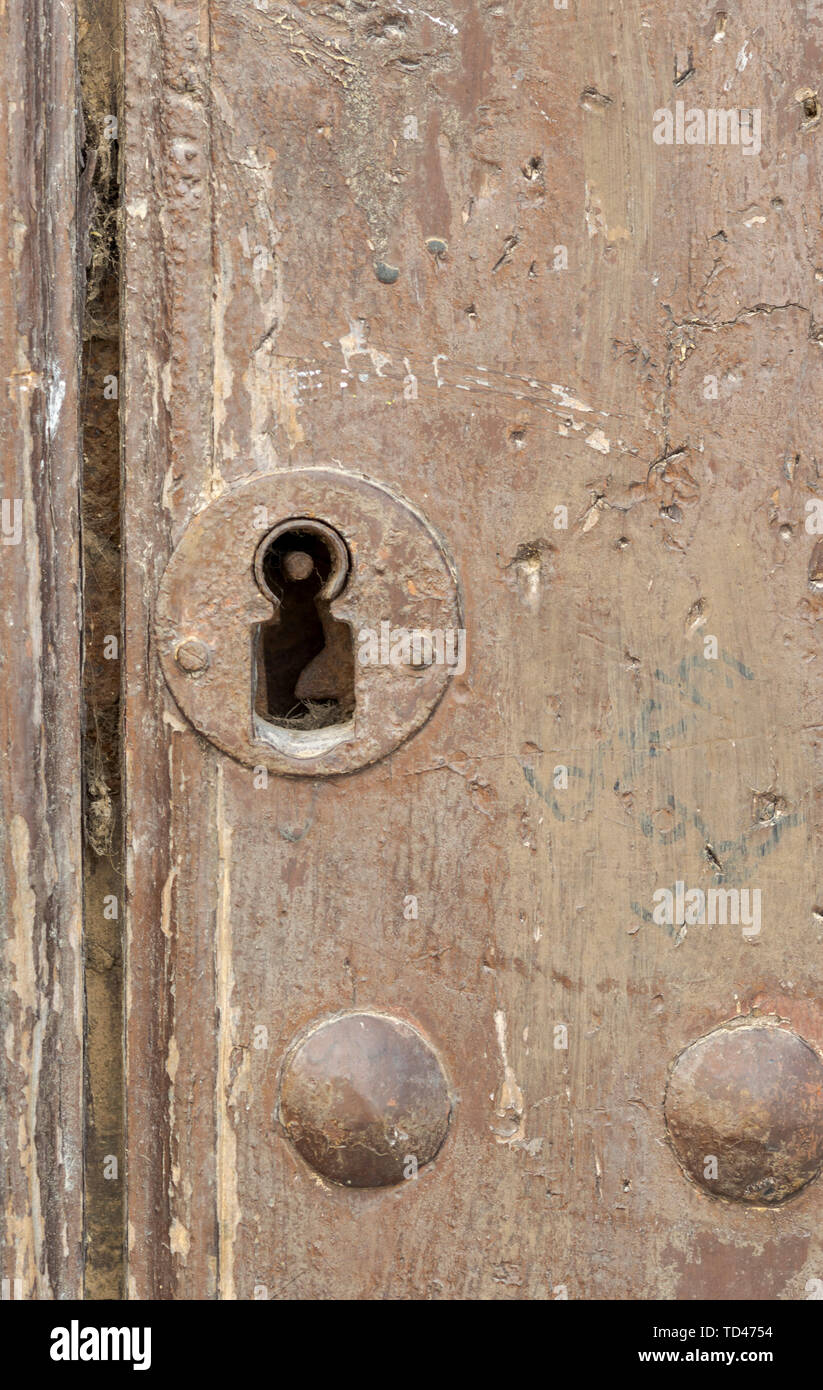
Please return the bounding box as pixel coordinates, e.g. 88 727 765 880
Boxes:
174 638 210 675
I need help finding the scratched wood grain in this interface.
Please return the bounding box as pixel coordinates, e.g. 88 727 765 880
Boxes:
0 0 84 1299
124 0 823 1298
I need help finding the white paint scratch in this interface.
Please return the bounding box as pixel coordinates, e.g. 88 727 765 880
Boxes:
492 1009 525 1146
551 383 594 413
586 427 611 454
339 319 392 377
395 2 458 36
45 370 65 441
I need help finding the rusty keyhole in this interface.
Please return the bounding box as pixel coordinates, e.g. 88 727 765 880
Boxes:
252 518 355 735
156 467 463 774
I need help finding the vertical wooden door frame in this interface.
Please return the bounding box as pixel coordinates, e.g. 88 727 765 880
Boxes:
122 0 217 1300
0 0 85 1300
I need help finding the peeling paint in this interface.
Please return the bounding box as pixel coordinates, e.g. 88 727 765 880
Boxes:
491 1009 525 1146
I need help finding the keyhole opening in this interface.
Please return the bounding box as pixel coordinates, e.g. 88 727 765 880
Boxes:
253 523 355 731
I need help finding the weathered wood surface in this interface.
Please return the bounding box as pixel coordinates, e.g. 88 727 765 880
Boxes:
124 0 823 1298
0 0 84 1298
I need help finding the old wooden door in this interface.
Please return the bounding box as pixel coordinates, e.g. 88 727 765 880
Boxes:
119 0 823 1301
4 0 823 1307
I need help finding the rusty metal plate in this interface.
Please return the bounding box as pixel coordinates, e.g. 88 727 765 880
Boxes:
155 467 463 775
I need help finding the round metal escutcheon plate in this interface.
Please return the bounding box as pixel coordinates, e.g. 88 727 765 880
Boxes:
155 467 464 775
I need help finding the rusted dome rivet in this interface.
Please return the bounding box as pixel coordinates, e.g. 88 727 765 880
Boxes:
278 1012 452 1189
664 1020 823 1204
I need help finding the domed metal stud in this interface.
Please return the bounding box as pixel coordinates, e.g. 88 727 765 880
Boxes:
278 1012 452 1188
664 1020 823 1203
